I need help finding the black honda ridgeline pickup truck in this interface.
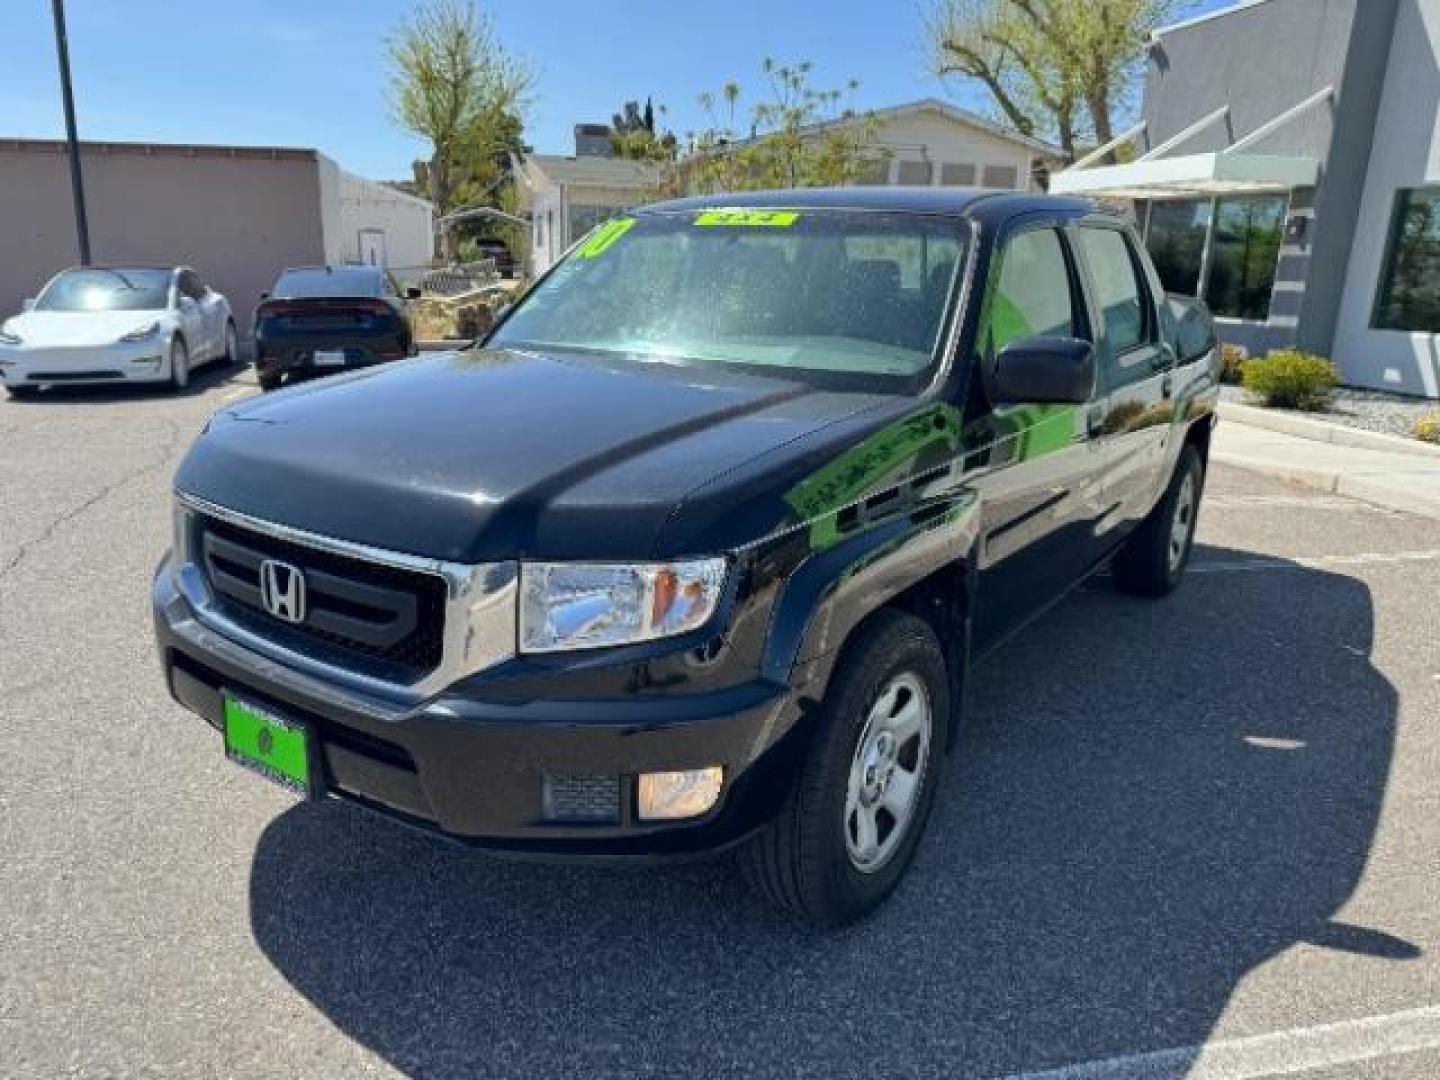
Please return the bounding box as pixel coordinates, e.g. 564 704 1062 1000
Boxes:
154 189 1218 926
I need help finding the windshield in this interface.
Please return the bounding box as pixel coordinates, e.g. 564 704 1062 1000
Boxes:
36 268 171 312
273 267 384 298
492 210 966 388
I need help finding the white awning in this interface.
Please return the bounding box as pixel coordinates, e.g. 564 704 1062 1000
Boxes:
1049 151 1319 199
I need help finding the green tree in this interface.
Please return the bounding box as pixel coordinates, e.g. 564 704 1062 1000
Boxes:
387 0 531 259
670 60 883 195
928 0 1181 162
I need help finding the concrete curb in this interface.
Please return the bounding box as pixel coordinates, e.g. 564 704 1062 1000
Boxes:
1218 400 1440 459
1212 450 1440 521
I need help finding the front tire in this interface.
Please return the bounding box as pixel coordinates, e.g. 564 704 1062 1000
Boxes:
739 609 949 928
258 371 283 392
1112 444 1204 597
168 337 190 391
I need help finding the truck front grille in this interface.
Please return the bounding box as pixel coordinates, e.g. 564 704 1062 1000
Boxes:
197 514 447 680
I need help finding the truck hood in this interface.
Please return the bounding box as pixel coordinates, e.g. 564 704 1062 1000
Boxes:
175 348 898 561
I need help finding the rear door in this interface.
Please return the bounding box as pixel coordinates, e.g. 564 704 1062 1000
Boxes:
968 216 1108 653
1069 222 1175 538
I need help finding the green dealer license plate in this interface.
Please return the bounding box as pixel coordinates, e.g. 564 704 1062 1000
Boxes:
222 694 313 796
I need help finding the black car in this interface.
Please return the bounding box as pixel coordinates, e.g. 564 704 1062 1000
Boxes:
252 265 418 391
472 238 514 278
155 189 1219 926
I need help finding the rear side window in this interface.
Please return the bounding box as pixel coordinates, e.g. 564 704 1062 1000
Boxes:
1076 228 1151 355
272 267 383 298
982 227 1076 355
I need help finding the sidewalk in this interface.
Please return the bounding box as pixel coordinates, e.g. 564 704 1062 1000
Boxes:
1213 420 1440 520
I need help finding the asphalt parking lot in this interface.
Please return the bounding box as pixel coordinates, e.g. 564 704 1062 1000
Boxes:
2 366 1437 1079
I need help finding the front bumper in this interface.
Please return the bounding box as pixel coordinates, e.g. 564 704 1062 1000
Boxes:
1 341 168 386
153 558 809 858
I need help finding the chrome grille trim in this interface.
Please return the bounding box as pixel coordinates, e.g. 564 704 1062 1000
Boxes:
172 492 517 703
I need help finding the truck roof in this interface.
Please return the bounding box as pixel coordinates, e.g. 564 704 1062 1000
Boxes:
641 186 1097 219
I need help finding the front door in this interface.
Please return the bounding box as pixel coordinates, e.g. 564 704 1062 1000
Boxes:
968 219 1107 654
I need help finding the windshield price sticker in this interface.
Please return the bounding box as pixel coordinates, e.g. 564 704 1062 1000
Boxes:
694 210 800 228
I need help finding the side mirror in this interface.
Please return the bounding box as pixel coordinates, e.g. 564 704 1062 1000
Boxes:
992 335 1095 405
259 291 270 301
1172 298 1217 365
21 298 36 311
405 286 422 300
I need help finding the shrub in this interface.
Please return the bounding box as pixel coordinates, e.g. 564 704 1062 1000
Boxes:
1241 350 1339 411
1219 343 1247 384
1414 412 1440 444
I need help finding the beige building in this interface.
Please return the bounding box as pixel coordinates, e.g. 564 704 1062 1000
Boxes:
0 138 433 325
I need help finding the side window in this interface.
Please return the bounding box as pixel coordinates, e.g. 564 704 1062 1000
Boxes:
1076 227 1152 356
982 227 1076 356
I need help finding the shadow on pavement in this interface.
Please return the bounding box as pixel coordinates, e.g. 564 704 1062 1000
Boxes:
249 543 1405 1078
4 358 249 403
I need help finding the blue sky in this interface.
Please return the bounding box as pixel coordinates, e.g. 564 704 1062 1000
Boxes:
9 0 1227 181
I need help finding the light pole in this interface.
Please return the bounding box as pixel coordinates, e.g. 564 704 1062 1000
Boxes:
51 0 91 265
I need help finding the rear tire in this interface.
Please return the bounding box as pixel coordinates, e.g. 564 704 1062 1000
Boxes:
258 372 283 392
738 609 949 928
5 384 39 399
168 337 190 391
1112 444 1204 598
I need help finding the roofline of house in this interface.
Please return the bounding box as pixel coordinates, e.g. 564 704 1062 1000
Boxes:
0 135 319 161
512 151 662 190
715 97 1062 158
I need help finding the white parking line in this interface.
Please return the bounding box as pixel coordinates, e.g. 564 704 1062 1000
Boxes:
1000 1003 1440 1080
219 387 253 402
1207 494 1397 513
1190 550 1440 574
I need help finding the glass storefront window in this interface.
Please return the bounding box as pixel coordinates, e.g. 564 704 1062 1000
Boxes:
1373 188 1440 331
1204 196 1286 321
1145 199 1211 296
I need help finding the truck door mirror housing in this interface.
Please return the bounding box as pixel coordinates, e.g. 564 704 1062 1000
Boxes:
22 298 36 311
992 335 1095 405
1172 297 1217 365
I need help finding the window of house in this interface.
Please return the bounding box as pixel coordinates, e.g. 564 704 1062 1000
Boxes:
1204 195 1286 321
1076 227 1151 355
1144 199 1211 296
982 164 1020 190
896 160 934 185
941 163 977 186
1373 187 1440 331
982 228 1076 354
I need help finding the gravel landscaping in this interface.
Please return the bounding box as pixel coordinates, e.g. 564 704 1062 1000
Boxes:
1220 383 1438 439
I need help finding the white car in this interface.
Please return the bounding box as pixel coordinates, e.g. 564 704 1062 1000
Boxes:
0 265 237 398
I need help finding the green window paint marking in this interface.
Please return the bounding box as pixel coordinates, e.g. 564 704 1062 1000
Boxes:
694 209 800 228
577 217 636 259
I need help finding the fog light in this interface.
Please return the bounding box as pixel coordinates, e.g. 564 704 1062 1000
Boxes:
637 767 723 820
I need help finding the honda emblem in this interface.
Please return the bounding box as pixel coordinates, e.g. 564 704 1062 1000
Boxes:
258 559 306 624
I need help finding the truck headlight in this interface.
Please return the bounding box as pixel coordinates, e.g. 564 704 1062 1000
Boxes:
520 559 727 653
119 321 161 343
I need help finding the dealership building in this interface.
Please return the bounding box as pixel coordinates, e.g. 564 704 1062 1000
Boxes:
1052 0 1440 399
0 138 433 326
